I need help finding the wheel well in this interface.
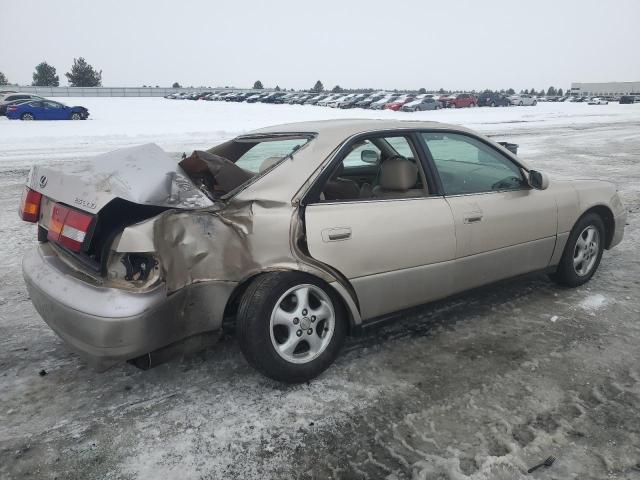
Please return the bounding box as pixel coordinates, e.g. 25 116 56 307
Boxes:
583 205 615 248
222 271 358 334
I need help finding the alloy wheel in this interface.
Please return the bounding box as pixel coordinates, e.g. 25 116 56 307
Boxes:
573 226 600 276
269 284 335 364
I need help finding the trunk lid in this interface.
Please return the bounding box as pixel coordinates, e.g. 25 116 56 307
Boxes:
26 143 213 214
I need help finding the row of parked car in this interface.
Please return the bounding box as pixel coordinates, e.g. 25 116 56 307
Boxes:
166 90 535 111
166 89 640 110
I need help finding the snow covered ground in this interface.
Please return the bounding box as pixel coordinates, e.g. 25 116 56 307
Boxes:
1 100 639 480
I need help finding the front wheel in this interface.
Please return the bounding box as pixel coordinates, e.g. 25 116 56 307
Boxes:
70 112 82 120
549 213 605 287
21 113 35 121
237 272 347 383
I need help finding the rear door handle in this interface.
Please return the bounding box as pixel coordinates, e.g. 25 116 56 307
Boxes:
322 227 352 242
463 215 483 224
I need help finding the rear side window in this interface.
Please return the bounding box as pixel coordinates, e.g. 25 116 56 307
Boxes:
422 132 526 195
235 138 309 173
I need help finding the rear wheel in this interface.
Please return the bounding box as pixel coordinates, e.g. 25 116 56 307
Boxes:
470 102 476 108
70 112 82 120
550 213 605 287
237 272 347 383
21 113 35 121
533 100 538 106
490 101 496 107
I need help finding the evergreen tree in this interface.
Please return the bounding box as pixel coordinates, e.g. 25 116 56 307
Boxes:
331 85 342 93
506 88 515 95
558 88 564 96
275 85 281 91
546 86 556 96
0 71 8 85
65 57 102 87
418 87 427 94
32 62 59 86
312 80 324 93
172 82 181 88
253 80 264 89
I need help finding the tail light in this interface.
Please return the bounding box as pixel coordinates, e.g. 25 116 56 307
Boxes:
7 106 18 112
47 204 94 252
19 187 42 222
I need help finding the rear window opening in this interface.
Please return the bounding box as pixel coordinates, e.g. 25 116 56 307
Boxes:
180 134 314 200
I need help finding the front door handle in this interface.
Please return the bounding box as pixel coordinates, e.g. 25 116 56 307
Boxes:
463 215 483 224
322 227 352 242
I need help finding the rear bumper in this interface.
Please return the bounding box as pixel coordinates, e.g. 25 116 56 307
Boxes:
22 244 236 370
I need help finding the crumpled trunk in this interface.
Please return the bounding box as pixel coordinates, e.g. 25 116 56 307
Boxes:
27 143 214 214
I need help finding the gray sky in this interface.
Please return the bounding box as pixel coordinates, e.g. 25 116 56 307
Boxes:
2 0 639 91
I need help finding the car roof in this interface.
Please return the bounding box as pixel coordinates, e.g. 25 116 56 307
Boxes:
245 119 469 139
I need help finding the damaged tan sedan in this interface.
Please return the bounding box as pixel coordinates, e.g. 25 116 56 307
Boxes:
20 120 625 382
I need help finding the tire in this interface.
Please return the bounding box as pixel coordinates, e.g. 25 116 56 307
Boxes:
70 112 82 120
237 272 347 383
491 102 496 107
470 103 476 108
549 213 605 287
21 112 35 121
533 100 537 106
519 101 524 106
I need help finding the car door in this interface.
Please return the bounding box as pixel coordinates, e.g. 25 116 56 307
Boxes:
420 131 557 293
304 133 457 320
26 101 45 119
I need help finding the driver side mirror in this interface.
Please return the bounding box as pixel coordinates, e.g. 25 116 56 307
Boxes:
360 149 379 164
528 170 549 190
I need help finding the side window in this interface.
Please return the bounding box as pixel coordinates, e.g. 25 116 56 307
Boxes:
342 139 381 168
317 135 429 202
422 132 526 195
44 101 61 109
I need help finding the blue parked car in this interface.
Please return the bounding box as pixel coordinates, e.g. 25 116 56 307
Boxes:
6 99 89 120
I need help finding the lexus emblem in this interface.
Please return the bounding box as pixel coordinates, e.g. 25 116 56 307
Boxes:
39 175 47 188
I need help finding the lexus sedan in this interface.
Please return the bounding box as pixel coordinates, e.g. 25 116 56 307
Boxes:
20 120 625 383
7 99 89 120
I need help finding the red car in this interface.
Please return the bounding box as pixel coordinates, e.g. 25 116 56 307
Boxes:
441 93 477 108
384 96 414 111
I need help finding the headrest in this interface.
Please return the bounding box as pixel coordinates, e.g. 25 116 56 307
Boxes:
259 156 284 172
379 157 417 191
